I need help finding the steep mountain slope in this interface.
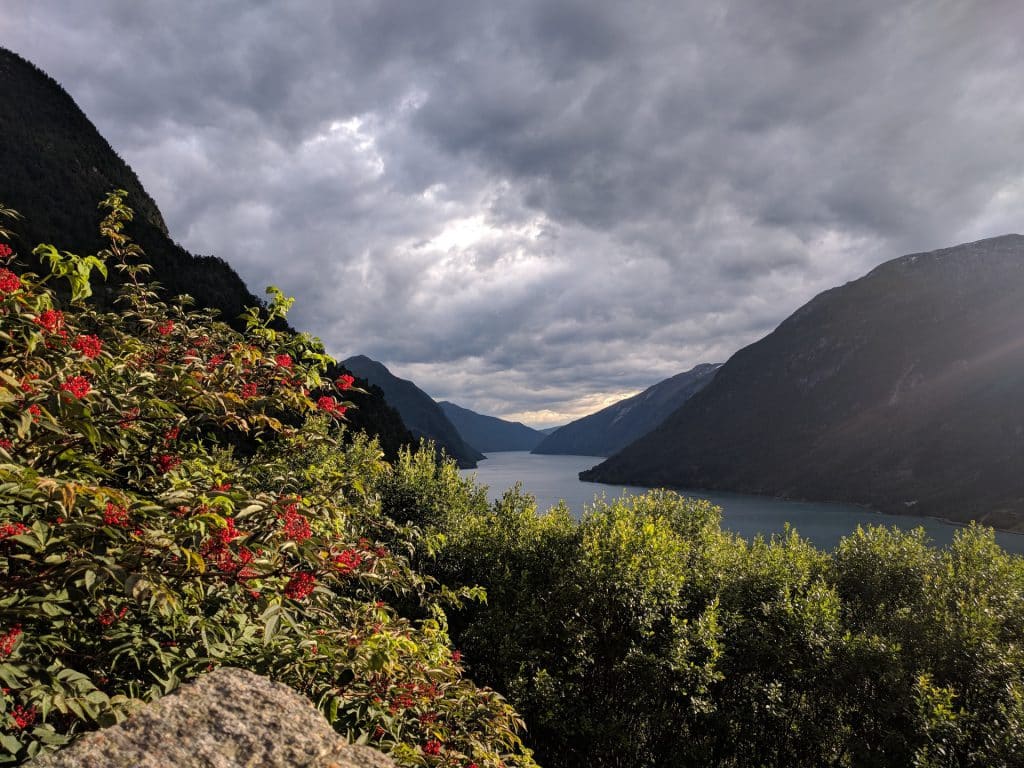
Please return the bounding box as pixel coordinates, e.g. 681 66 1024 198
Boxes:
0 47 413 459
330 365 415 460
533 363 721 457
439 401 545 453
583 235 1024 531
0 47 258 320
343 356 484 468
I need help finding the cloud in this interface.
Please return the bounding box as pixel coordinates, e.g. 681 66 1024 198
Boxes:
4 0 1024 426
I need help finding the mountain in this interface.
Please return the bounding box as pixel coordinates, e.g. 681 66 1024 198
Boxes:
0 47 414 459
583 235 1024 531
0 47 260 321
343 356 484 468
330 366 415 460
533 363 721 457
438 401 546 453
538 426 562 435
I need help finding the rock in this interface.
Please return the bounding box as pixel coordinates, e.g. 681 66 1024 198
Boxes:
29 668 396 768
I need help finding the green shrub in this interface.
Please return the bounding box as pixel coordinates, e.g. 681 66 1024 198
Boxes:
0 194 534 767
382 445 1024 768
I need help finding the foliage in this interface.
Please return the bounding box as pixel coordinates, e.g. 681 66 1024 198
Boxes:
0 196 534 767
382 450 1024 768
6 187 1022 768
0 47 414 460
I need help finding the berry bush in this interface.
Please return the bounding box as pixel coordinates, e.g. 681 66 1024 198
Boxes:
0 193 534 767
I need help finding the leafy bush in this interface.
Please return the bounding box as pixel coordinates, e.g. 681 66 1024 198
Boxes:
0 194 534 767
7 191 1021 768
382 450 1024 768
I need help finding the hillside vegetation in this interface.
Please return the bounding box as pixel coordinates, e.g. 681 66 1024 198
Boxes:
0 197 532 766
0 46 414 461
2 197 1023 768
384 453 1024 768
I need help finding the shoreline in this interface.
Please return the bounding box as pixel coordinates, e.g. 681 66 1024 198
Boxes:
474 452 1024 542
581 474 1024 539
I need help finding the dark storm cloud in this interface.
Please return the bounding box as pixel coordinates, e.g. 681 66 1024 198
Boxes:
4 0 1024 425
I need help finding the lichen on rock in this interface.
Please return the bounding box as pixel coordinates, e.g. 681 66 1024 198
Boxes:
28 668 396 768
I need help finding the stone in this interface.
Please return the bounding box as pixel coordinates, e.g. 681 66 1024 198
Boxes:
29 667 396 768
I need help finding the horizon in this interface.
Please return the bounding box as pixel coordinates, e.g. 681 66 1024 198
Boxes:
4 2 1023 425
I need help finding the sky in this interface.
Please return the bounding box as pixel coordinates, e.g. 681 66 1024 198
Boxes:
4 1 1024 427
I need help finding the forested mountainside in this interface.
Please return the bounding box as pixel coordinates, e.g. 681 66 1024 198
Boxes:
0 46 413 458
0 47 256 319
585 235 1024 531
343 355 484 468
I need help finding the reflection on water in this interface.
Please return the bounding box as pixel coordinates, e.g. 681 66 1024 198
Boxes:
461 451 1024 555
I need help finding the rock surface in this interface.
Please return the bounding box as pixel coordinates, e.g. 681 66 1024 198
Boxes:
29 668 396 768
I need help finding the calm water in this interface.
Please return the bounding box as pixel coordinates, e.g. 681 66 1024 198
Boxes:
461 452 1024 554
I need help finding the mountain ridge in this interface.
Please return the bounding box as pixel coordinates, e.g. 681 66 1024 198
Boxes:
533 363 721 457
343 355 484 468
438 401 546 453
0 47 256 319
583 234 1024 531
0 46 414 459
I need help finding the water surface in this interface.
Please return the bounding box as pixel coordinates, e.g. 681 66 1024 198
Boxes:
461 451 1024 554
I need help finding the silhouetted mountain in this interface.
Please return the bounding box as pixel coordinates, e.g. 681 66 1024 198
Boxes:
328 363 414 460
538 426 562 435
438 401 545 453
533 364 721 457
343 356 484 468
0 47 260 320
584 235 1024 531
0 47 414 460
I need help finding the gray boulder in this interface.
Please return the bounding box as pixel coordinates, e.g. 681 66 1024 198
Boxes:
29 668 396 768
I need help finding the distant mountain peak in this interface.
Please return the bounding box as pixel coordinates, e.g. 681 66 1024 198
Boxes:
438 401 546 453
343 355 484 468
533 363 721 457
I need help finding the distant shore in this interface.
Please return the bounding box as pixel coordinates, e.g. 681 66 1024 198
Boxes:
583 473 1024 540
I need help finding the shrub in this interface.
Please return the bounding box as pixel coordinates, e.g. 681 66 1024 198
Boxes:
0 193 534 767
384 447 1024 768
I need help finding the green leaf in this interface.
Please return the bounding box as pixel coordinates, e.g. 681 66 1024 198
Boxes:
261 603 282 646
